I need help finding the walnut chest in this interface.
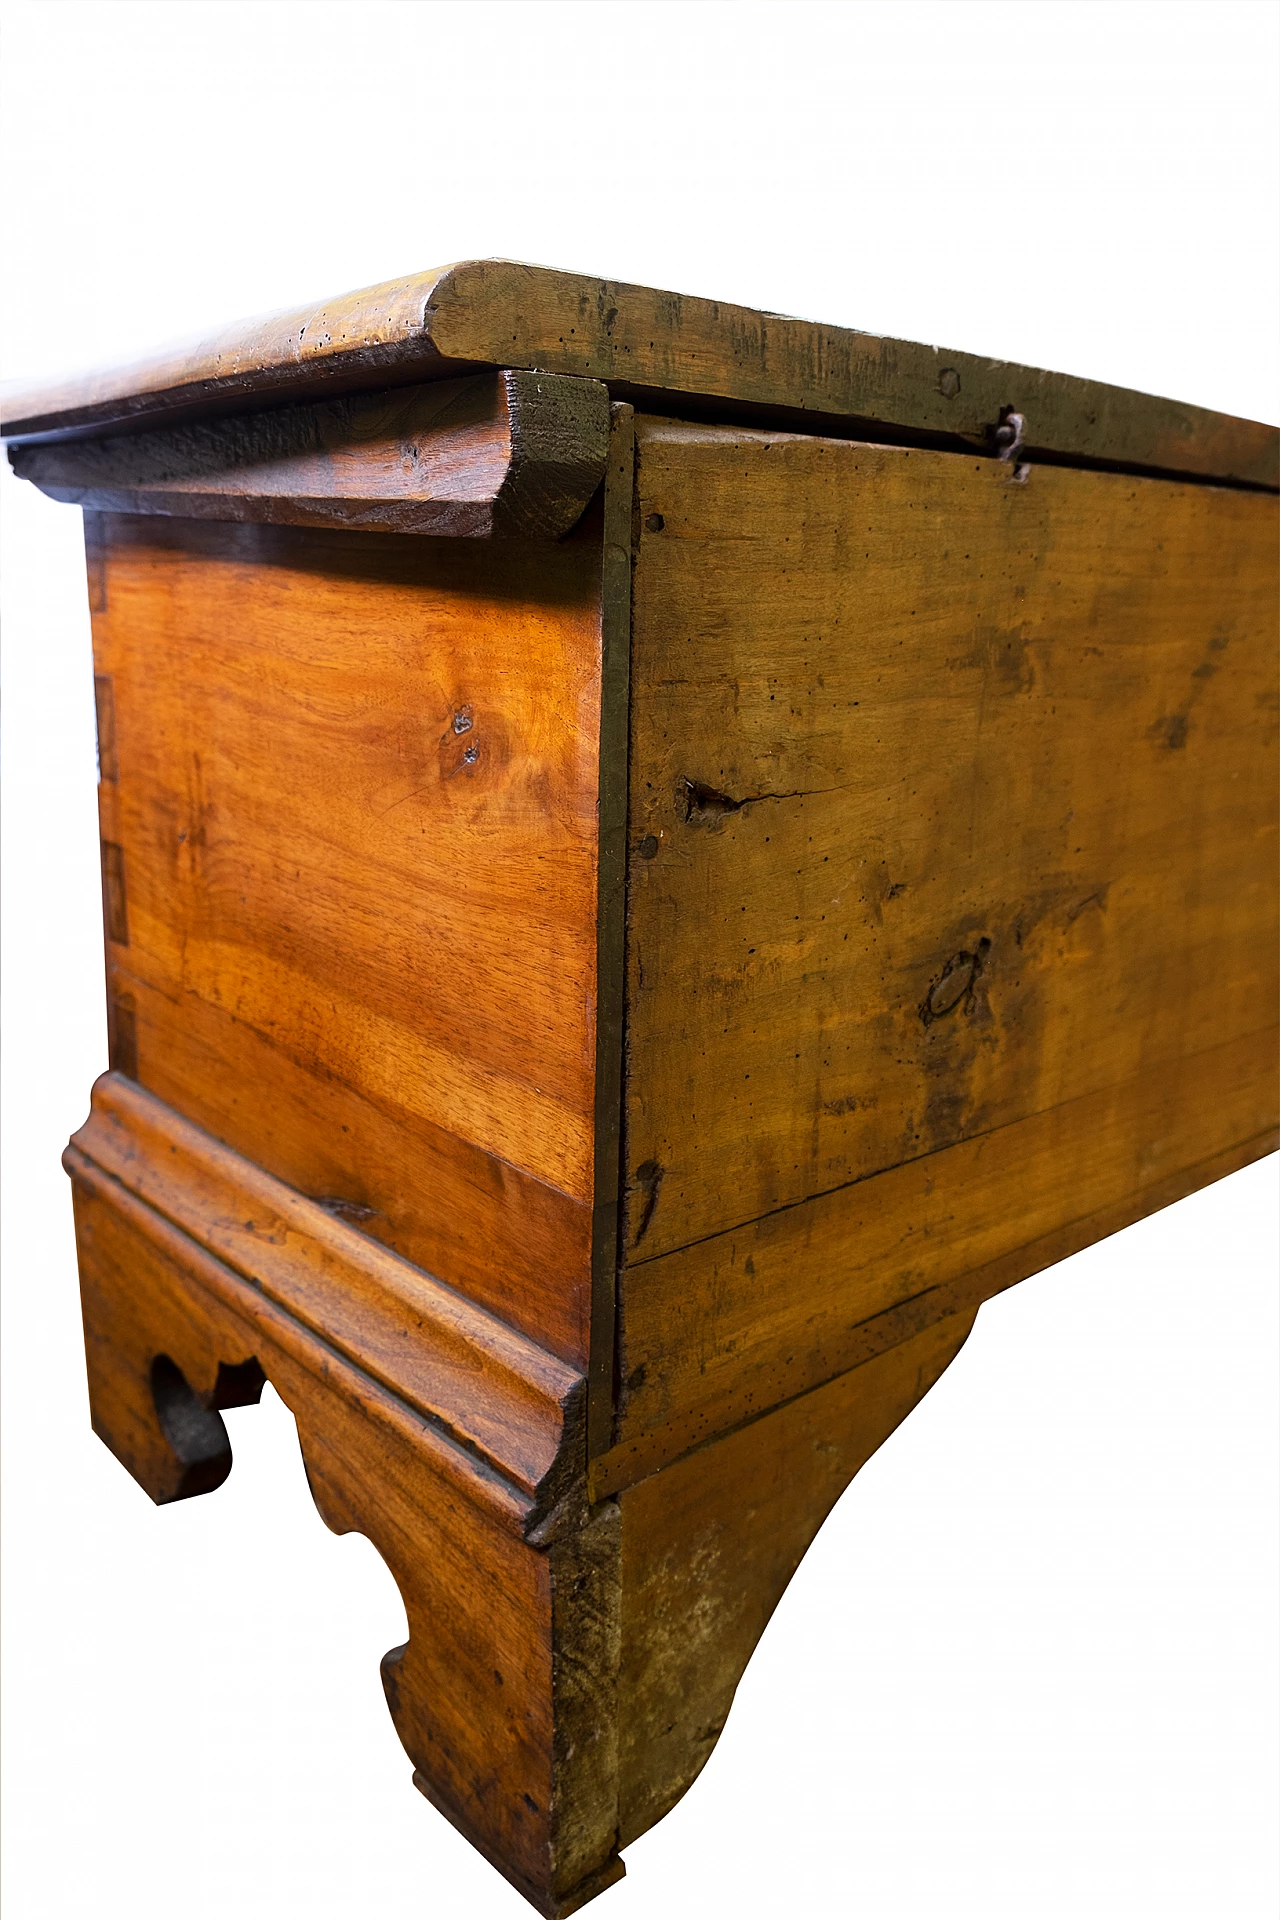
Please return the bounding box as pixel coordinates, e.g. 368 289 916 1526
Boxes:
4 261 1276 1916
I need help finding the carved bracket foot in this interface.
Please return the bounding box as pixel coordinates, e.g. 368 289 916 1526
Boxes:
65 1072 980 1911
66 1074 622 1912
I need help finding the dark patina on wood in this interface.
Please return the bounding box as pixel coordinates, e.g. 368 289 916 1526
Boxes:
11 368 611 539
4 259 1275 488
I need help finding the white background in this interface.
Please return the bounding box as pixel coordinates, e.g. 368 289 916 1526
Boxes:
2 4 1277 1917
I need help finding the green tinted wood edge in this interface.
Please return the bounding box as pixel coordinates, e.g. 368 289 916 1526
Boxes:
3 260 1275 488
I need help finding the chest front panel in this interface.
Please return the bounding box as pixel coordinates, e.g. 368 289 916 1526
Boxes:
88 511 607 1366
614 422 1277 1471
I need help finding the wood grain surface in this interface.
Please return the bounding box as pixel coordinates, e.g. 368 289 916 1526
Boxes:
4 260 1274 485
601 1043 1275 1490
622 424 1278 1258
613 420 1278 1469
88 508 609 1365
13 370 611 540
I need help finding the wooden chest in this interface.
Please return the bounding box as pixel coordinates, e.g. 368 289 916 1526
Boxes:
5 261 1276 1915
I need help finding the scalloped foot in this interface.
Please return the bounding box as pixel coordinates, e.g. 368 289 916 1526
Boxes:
68 1092 976 1915
67 1153 623 1914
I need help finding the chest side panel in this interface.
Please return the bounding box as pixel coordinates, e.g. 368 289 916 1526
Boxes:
89 511 606 1366
613 422 1277 1474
